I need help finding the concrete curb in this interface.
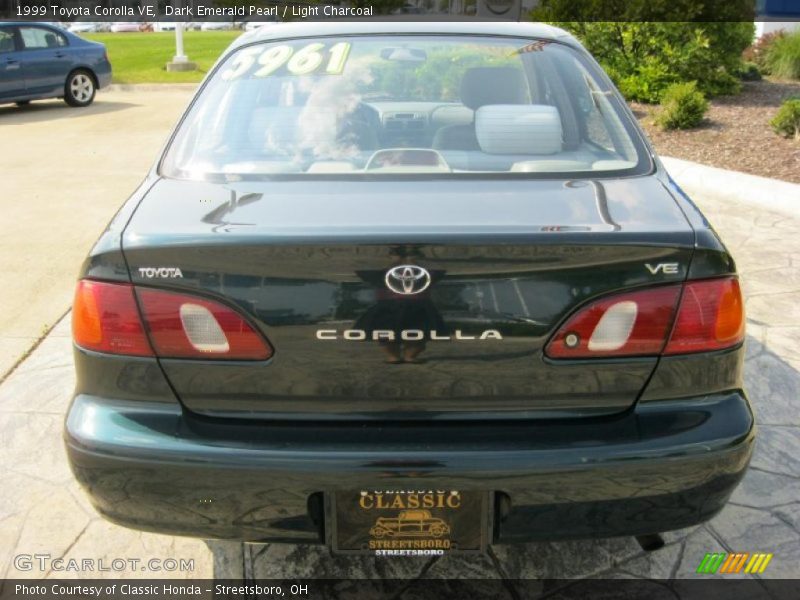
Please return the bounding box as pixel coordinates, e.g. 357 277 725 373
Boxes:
662 156 800 220
106 83 199 92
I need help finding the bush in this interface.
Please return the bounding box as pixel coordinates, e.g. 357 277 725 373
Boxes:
737 61 762 81
742 31 785 74
655 82 710 130
771 98 800 140
765 31 800 80
530 2 755 102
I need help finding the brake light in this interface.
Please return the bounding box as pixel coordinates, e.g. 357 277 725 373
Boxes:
136 288 272 360
72 280 272 360
545 286 682 358
545 277 744 359
663 278 744 355
72 280 154 356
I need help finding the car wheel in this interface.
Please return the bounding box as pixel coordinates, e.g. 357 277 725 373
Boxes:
15 100 31 107
64 70 96 107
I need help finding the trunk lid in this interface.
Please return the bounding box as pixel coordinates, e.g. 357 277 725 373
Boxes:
122 176 693 420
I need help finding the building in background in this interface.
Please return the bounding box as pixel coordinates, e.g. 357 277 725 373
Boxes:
756 0 800 37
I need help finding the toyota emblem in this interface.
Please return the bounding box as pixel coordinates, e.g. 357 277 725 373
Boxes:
385 265 431 295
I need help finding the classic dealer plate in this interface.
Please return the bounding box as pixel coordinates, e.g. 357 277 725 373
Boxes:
329 490 491 555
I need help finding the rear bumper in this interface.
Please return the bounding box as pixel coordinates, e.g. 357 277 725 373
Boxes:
65 391 754 543
97 68 112 90
94 60 112 89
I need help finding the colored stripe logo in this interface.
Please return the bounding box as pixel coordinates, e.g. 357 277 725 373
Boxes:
696 552 773 574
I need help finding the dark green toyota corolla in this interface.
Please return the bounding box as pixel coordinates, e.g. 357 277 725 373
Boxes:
65 22 752 555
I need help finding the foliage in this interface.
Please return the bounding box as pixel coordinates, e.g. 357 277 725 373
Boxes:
770 98 800 140
737 61 762 81
529 2 755 102
742 31 785 74
361 47 516 102
349 0 407 13
765 31 800 80
529 0 756 22
654 82 709 130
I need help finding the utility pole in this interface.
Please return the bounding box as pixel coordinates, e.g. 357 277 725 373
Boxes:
166 1 197 72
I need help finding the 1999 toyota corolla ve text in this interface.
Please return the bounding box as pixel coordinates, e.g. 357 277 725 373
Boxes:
65 22 753 555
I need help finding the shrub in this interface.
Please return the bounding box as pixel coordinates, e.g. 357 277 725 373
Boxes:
742 31 786 74
765 31 800 80
737 61 762 81
530 2 755 102
655 82 710 130
771 98 800 140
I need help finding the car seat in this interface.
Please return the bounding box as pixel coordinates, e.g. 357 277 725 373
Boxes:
432 67 527 151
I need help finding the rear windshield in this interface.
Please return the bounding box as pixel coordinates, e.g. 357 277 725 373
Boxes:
161 35 650 179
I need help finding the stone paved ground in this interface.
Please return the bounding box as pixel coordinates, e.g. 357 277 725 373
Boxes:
0 188 798 591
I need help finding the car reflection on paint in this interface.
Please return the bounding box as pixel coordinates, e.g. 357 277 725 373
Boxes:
370 510 451 538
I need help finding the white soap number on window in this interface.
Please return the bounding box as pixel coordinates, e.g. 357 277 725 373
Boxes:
222 42 351 81
221 47 261 81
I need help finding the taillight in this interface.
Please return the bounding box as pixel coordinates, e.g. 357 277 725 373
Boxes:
663 278 744 355
136 288 272 360
545 285 682 359
72 280 154 357
545 277 744 359
72 280 272 360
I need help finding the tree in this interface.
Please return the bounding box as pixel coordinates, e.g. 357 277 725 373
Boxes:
530 1 756 103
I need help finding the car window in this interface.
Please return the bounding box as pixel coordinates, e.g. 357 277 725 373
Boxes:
0 29 15 54
162 35 649 180
19 27 67 50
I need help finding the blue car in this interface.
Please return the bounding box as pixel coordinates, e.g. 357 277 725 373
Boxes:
0 22 112 107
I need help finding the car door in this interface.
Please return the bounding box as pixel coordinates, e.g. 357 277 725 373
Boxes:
0 26 25 100
16 26 71 95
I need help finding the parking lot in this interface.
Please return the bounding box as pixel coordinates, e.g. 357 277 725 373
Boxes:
0 90 798 590
0 89 192 377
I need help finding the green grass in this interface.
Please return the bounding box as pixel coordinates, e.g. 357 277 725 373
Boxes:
84 31 241 83
765 30 800 81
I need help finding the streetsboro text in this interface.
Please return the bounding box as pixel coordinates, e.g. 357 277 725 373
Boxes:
16 583 309 596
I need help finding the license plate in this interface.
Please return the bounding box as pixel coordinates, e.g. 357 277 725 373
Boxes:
328 490 490 555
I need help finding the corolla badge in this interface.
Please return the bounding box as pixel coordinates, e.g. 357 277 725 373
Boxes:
385 265 431 295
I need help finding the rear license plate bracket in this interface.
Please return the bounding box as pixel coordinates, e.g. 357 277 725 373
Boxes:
327 489 491 555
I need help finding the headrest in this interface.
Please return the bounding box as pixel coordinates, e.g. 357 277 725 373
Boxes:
0 37 13 52
460 67 526 111
475 105 563 155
